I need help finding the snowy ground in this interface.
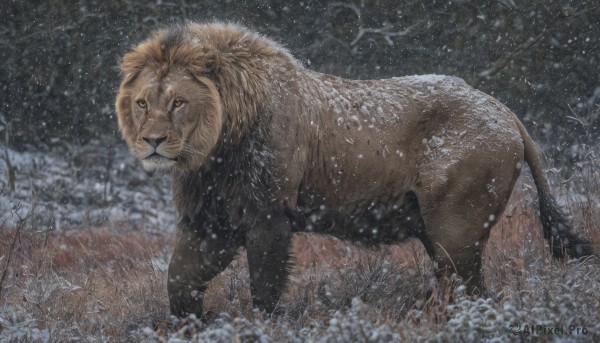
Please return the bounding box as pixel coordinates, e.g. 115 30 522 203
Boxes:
1 138 599 342
0 136 177 233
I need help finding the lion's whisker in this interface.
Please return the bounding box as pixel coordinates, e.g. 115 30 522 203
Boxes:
182 145 206 157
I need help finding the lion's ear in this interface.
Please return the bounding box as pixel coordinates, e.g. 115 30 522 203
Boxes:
119 51 144 86
203 51 221 75
189 48 221 77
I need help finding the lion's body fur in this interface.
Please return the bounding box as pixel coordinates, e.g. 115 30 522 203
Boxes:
116 22 595 317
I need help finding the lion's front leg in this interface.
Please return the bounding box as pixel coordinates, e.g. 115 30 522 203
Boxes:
167 218 242 318
245 212 293 314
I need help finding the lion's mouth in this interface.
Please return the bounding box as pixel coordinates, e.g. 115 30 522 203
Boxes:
144 152 178 161
141 152 178 175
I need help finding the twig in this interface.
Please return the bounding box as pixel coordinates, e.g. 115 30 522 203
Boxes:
435 242 458 276
0 210 30 300
351 21 424 47
3 149 15 194
566 105 589 129
1 116 15 193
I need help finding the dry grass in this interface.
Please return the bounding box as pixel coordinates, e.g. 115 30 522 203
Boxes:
1 173 599 342
0 227 172 341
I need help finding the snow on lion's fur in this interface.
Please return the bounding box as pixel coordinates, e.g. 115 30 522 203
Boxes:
115 22 595 317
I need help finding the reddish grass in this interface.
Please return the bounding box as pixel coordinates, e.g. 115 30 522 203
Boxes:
1 173 598 340
0 227 172 341
0 227 171 269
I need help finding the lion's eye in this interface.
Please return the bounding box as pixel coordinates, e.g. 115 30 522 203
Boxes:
173 99 184 108
137 99 147 109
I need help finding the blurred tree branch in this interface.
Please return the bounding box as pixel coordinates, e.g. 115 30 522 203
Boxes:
476 7 598 85
351 21 425 47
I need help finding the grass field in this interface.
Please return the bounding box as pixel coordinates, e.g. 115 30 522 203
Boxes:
1 172 599 342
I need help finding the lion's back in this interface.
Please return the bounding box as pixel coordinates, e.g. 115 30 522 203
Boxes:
298 72 524 209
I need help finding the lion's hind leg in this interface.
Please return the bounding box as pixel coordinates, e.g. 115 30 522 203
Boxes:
415 169 518 296
420 207 490 298
414 125 522 295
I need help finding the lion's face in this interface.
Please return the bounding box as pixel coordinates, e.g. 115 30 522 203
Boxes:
116 67 222 173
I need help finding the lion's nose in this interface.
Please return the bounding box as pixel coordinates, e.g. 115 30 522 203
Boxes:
143 136 167 148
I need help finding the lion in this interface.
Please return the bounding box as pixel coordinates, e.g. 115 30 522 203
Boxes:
115 22 595 317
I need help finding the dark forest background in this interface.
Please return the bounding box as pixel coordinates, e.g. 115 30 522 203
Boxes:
1 0 599 169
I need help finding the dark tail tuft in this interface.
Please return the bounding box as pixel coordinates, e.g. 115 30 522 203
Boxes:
539 192 595 259
515 116 595 259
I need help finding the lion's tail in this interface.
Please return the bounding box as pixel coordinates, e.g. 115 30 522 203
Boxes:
516 119 595 259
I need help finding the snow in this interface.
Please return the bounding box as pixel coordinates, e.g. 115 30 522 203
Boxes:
0 136 176 232
0 309 51 342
